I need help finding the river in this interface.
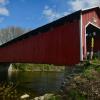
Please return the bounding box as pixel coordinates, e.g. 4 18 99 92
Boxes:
1 71 65 98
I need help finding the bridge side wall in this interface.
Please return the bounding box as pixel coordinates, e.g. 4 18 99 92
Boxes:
0 19 80 65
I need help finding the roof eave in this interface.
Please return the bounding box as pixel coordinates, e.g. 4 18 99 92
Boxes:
82 6 100 12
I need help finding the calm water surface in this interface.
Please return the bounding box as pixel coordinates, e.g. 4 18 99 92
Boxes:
7 71 64 96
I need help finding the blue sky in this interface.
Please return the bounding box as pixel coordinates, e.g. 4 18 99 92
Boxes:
0 0 100 29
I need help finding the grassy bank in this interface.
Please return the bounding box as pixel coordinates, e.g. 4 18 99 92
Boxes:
11 63 65 72
61 60 100 100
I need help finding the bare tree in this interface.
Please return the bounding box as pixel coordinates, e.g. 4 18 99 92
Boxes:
0 26 28 45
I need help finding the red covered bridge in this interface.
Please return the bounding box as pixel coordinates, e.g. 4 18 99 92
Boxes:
0 7 100 65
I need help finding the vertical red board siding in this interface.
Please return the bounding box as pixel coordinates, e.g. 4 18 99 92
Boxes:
82 8 100 58
0 20 80 65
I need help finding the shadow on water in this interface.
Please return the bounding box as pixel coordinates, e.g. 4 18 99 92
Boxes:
0 71 8 82
0 63 10 82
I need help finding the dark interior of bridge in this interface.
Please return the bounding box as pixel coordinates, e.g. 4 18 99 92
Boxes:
86 23 100 53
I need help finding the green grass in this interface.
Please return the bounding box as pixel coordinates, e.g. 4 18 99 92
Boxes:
12 63 65 71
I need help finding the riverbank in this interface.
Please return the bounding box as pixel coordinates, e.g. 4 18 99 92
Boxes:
10 63 65 72
1 60 100 100
32 61 100 100
60 60 100 100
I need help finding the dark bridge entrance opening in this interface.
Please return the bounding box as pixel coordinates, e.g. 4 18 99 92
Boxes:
86 23 100 59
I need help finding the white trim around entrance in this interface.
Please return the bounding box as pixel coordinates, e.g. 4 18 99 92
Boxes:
85 22 100 30
85 22 100 59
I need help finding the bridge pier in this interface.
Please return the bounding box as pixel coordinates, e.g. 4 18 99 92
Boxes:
0 63 10 82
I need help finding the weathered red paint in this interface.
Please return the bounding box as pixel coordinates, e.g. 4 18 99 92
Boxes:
0 19 80 65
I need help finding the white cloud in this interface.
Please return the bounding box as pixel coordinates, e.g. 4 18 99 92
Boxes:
0 0 9 23
0 0 9 5
68 0 100 11
0 0 5 4
43 5 61 22
43 5 69 22
0 0 9 18
0 7 9 16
